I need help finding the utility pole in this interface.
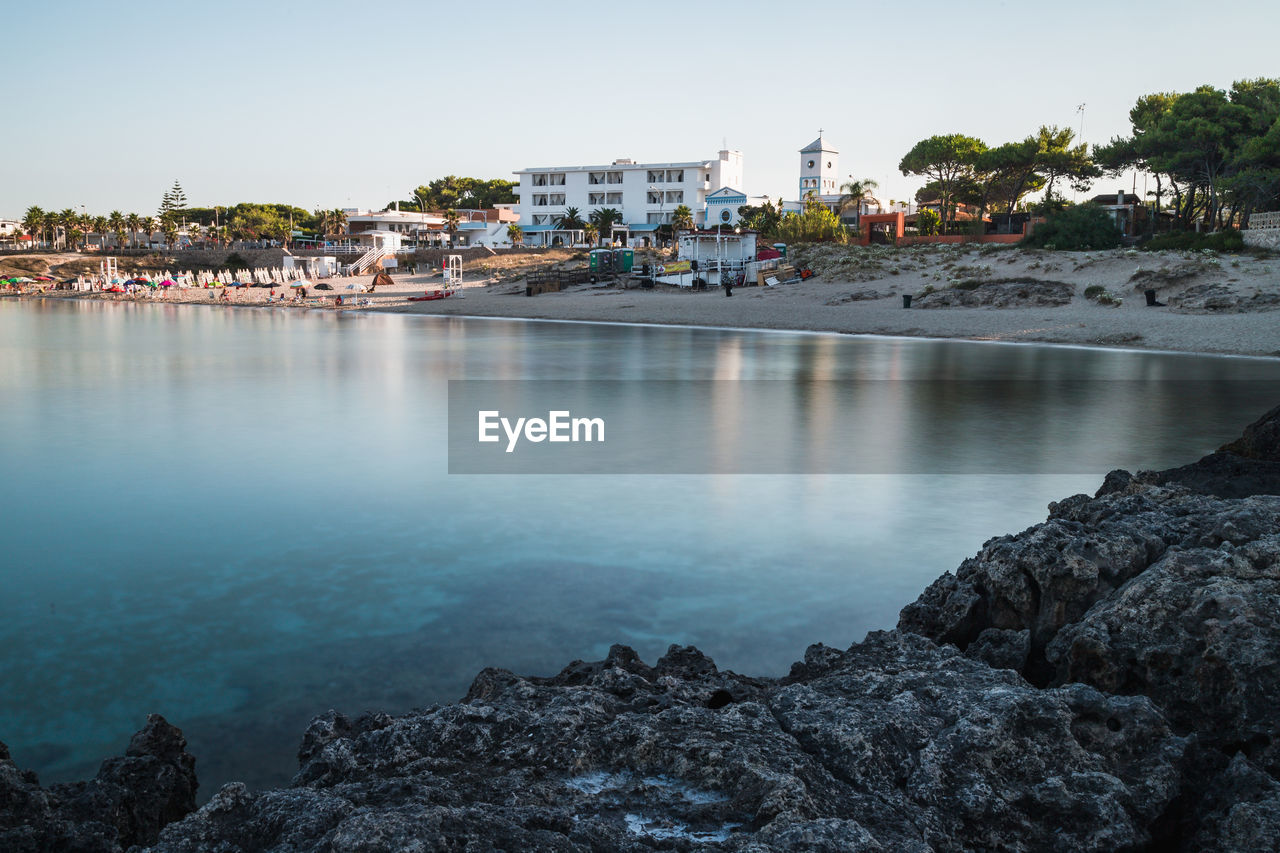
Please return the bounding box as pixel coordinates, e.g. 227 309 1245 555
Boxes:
1074 103 1086 202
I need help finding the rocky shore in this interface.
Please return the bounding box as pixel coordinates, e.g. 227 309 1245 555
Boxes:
4 406 1280 851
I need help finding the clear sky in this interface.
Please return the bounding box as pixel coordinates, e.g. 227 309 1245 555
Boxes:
4 0 1278 219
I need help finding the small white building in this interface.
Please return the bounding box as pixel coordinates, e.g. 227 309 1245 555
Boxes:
346 208 443 245
352 229 404 252
705 187 749 228
0 218 23 248
513 149 745 246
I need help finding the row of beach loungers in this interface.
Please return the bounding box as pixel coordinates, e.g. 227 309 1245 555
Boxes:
97 267 317 287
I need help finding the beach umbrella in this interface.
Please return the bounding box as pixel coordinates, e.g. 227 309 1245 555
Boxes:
290 283 306 289
160 279 175 287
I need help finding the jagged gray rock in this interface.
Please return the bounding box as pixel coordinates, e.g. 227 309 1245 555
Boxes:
146 634 1182 852
0 714 197 852
1189 754 1280 851
898 403 1280 848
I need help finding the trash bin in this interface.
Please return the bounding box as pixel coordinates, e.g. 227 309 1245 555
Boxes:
903 294 912 308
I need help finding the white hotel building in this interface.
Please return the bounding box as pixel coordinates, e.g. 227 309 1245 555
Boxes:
513 149 744 246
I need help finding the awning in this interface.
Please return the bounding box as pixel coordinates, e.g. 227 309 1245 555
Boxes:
457 222 486 230
627 223 661 232
521 225 561 232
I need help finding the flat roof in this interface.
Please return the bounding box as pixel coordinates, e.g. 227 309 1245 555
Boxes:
514 160 710 175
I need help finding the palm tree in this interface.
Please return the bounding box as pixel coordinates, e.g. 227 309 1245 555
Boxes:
583 223 599 246
162 220 179 249
671 204 694 235
125 213 141 249
145 217 160 247
838 178 880 224
556 206 586 231
506 223 523 247
319 209 348 239
59 208 77 246
443 209 460 246
107 211 124 249
22 206 44 248
92 216 108 250
43 211 60 250
589 208 622 246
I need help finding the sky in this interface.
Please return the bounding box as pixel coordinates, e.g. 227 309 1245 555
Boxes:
4 0 1279 219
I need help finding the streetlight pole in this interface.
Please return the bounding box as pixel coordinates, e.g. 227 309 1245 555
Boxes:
650 185 665 248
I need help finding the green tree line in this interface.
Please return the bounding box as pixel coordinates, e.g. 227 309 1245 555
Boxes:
1096 78 1280 230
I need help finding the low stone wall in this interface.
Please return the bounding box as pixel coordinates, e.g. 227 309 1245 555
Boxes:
897 234 1024 247
400 246 567 269
168 248 287 268
1243 229 1280 250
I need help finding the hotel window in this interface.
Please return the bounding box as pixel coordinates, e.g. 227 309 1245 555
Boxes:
667 170 683 182
647 170 664 183
549 173 566 186
588 172 606 185
666 191 683 204
646 212 671 224
606 171 623 184
549 193 565 205
531 174 547 186
606 192 623 204
588 193 605 205
647 191 662 205
533 194 548 206
532 214 549 224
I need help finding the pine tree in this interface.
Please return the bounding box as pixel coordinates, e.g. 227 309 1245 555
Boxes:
159 180 188 224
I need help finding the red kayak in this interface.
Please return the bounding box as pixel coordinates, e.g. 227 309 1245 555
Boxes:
407 289 455 302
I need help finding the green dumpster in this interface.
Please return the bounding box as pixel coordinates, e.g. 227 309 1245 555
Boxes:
612 248 634 273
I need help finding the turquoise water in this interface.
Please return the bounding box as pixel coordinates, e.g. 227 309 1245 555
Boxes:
2 298 1278 796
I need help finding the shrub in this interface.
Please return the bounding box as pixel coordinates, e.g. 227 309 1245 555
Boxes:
1021 204 1123 251
916 208 940 236
1083 285 1105 299
1141 230 1244 252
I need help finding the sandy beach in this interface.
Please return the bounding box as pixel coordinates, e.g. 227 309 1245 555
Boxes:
12 244 1280 357
381 245 1280 358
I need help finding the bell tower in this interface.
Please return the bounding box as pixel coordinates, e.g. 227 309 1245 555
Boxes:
799 132 839 201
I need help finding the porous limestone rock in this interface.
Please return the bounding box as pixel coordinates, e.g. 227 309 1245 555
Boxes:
0 714 197 853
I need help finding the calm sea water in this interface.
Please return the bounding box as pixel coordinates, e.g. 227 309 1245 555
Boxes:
2 298 1278 797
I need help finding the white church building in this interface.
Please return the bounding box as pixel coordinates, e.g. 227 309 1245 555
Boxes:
512 149 745 246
